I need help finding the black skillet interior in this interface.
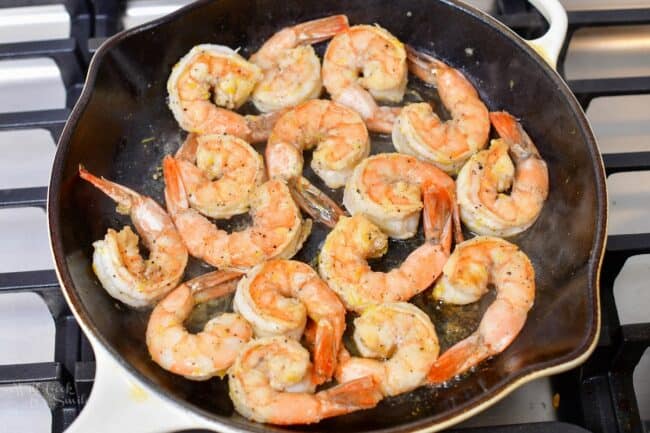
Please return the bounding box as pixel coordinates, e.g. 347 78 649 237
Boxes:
49 0 606 431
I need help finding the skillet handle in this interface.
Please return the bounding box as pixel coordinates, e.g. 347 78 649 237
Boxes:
65 339 216 433
525 0 568 69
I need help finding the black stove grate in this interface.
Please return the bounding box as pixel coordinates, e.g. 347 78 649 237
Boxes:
0 1 648 432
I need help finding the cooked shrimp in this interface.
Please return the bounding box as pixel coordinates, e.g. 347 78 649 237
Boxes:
173 133 265 219
343 153 461 240
163 156 311 271
233 259 345 384
229 336 382 425
146 270 252 380
250 15 349 112
456 111 549 237
319 186 456 312
167 44 282 141
428 236 535 383
322 25 407 133
267 99 370 189
79 167 188 308
392 46 490 174
336 302 439 397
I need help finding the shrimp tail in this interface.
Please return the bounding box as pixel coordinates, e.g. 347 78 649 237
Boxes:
405 45 447 85
312 320 336 385
293 15 349 45
175 133 200 162
245 109 288 143
319 376 383 412
162 155 189 217
188 270 244 303
366 106 401 134
489 111 540 159
422 185 453 253
78 165 138 213
427 334 483 384
288 176 348 228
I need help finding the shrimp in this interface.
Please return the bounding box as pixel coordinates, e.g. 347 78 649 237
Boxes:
163 156 311 271
456 111 549 237
427 236 535 384
336 303 439 397
228 336 382 425
233 259 346 384
78 167 188 308
343 153 461 240
167 44 282 141
146 270 252 380
319 185 456 312
392 46 490 175
173 133 266 219
322 25 407 133
250 15 349 112
266 99 370 189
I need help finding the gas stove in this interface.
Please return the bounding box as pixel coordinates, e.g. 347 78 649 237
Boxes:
0 1 648 432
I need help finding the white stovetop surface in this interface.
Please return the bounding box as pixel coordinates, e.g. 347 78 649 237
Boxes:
0 1 648 431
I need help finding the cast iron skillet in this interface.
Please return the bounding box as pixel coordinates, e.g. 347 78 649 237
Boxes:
48 0 607 431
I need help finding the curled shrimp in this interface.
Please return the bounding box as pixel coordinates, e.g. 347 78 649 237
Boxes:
146 270 252 380
229 336 382 425
392 46 490 174
163 156 311 271
267 99 370 189
319 186 456 312
173 133 266 219
322 25 407 133
336 302 439 397
79 167 188 308
428 236 535 384
456 111 549 237
167 44 282 141
233 259 346 384
250 15 349 112
343 153 461 240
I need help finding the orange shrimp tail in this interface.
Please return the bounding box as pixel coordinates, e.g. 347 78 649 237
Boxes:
294 15 349 45
366 106 401 133
288 176 348 228
246 109 288 143
188 270 244 302
427 336 479 384
405 45 447 84
489 111 539 158
312 321 336 385
162 155 189 217
175 133 200 161
78 165 136 208
422 185 453 253
320 376 383 410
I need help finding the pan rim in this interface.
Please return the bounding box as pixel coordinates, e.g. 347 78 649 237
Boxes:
47 0 608 431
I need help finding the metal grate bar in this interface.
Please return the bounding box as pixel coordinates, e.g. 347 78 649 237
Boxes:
603 152 650 176
0 186 47 209
0 269 59 292
568 77 650 99
0 109 70 141
0 362 61 384
606 233 650 255
568 8 650 26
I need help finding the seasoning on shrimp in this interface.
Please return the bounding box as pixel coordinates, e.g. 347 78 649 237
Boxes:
79 167 188 308
319 186 458 312
392 46 490 174
228 336 382 425
146 270 252 380
173 133 266 219
250 15 349 112
167 44 283 141
322 24 407 133
233 259 346 384
427 236 535 383
337 302 439 397
163 156 311 272
456 111 549 236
